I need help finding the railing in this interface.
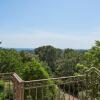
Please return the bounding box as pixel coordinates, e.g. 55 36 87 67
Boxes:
24 75 86 100
0 67 100 100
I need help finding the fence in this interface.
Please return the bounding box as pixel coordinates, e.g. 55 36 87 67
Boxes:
0 67 100 100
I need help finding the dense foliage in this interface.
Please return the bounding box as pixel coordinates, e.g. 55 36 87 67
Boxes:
0 41 100 99
0 44 87 78
34 45 85 77
76 40 100 74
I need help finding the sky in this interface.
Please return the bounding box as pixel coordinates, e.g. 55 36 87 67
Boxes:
0 0 100 49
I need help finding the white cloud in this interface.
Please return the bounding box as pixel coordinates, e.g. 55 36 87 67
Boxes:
0 30 100 49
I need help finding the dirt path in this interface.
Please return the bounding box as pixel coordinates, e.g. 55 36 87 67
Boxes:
64 93 78 100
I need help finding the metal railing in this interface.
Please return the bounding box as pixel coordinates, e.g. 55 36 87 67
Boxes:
0 67 100 100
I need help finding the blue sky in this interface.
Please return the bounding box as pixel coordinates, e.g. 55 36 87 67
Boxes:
0 0 100 49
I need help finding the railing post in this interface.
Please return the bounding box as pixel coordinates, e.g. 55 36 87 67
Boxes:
12 73 24 100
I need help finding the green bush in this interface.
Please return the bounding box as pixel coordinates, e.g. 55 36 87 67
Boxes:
0 81 4 92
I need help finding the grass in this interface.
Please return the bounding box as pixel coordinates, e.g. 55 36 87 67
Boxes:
0 80 13 99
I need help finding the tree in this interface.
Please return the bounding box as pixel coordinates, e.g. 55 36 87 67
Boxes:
55 49 85 76
75 40 100 99
34 45 85 77
0 41 2 48
76 40 100 74
22 59 57 100
20 50 37 63
22 59 50 80
34 45 62 73
0 49 23 74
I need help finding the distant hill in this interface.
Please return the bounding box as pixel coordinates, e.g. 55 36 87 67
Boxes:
15 48 34 51
1 47 87 52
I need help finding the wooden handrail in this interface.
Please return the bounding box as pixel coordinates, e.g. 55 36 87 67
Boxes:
13 73 23 83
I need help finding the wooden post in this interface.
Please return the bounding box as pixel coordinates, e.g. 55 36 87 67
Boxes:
12 73 24 100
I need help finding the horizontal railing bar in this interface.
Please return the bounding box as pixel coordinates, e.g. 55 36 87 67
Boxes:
86 67 100 74
0 73 12 75
24 75 85 83
24 80 86 89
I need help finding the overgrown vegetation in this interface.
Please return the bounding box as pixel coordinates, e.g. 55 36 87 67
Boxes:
0 40 100 99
